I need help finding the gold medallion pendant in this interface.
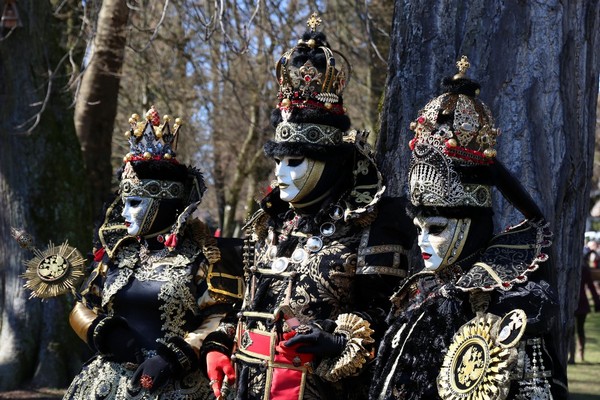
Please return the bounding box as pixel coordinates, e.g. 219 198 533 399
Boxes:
13 228 86 299
437 310 527 400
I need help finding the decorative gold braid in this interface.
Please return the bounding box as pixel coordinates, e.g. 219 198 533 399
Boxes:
188 219 221 265
314 313 374 382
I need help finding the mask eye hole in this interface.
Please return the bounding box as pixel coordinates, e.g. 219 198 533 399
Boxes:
287 158 305 167
127 198 142 207
274 157 281 165
428 224 446 235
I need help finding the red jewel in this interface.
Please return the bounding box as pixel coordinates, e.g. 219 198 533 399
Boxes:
157 235 165 243
294 91 299 98
164 234 178 248
417 116 425 124
409 138 416 150
304 75 311 82
93 247 106 262
517 275 525 280
502 282 511 287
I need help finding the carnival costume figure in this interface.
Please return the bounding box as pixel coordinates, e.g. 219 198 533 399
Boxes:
200 14 414 400
64 107 243 399
369 57 568 399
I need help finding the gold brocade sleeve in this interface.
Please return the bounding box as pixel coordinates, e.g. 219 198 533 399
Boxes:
69 302 98 344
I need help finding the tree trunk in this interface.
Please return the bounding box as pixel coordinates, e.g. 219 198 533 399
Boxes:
74 0 129 214
378 0 599 370
0 0 92 389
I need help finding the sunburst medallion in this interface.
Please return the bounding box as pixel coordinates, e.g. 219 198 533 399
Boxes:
20 241 85 299
437 310 527 400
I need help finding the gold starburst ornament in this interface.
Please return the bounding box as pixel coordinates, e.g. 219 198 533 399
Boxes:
437 310 527 400
12 228 85 299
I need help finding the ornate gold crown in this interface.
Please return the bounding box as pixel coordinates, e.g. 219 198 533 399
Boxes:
408 56 499 165
123 106 183 162
408 56 498 209
275 13 351 116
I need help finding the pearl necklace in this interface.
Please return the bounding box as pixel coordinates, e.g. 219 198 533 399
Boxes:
268 204 345 273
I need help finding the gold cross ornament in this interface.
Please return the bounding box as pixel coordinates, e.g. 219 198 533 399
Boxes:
455 55 470 78
307 12 322 32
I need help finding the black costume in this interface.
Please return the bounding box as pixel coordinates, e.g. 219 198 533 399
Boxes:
65 108 243 399
369 57 568 400
200 14 414 400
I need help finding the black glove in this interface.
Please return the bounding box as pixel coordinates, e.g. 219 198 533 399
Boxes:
131 355 173 393
283 323 347 357
91 316 142 364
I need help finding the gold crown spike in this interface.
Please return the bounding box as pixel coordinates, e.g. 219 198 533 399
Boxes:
307 12 322 32
454 55 471 80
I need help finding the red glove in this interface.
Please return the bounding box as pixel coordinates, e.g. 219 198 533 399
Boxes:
206 351 235 398
276 331 314 365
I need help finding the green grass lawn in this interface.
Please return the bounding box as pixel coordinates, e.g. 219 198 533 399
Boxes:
568 310 600 399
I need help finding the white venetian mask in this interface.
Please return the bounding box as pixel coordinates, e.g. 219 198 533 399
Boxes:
274 156 325 204
413 215 471 271
121 196 155 236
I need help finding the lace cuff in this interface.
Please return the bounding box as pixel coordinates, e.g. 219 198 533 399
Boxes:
314 313 374 382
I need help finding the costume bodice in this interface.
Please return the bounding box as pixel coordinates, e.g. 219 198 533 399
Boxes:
107 259 200 350
243 219 361 331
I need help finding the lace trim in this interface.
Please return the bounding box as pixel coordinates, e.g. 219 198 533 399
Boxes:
64 356 211 399
314 313 374 382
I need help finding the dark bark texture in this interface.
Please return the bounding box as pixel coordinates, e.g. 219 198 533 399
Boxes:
0 0 92 390
377 0 599 370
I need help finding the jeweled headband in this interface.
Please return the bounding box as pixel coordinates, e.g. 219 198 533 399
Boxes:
120 179 185 200
275 121 343 146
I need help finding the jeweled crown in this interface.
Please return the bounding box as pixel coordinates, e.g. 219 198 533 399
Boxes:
408 56 500 165
275 13 351 116
408 57 498 209
123 106 183 162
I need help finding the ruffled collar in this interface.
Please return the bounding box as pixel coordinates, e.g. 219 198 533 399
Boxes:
455 219 551 291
